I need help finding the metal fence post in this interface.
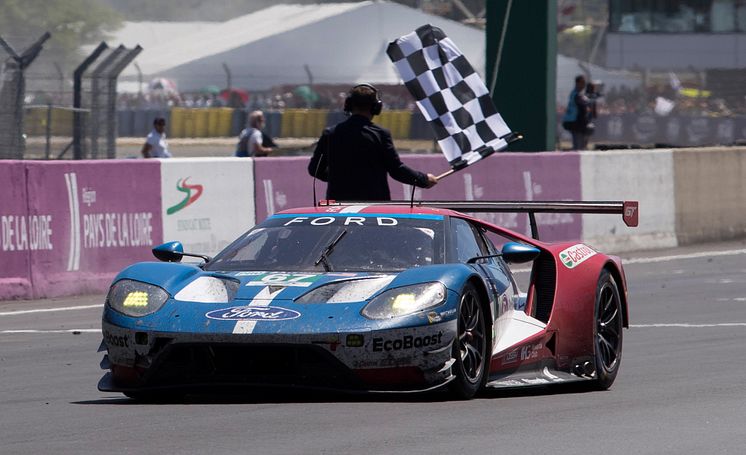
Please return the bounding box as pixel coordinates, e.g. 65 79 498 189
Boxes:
104 46 142 158
89 45 125 159
73 42 108 160
0 33 50 160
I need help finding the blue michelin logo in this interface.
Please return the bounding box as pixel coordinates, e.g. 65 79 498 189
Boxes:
205 306 301 321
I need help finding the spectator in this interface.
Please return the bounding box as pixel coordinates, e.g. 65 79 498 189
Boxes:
141 117 171 158
235 110 273 157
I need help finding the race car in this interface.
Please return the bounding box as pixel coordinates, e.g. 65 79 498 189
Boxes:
98 200 638 400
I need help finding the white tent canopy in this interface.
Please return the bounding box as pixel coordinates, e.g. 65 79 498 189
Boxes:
115 1 486 92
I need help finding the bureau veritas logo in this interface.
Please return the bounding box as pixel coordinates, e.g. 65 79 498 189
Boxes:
559 244 596 269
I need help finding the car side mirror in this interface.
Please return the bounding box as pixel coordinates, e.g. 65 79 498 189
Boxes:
153 241 184 262
501 242 540 264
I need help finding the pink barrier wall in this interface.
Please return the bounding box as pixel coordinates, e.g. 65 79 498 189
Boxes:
0 161 163 299
0 162 33 299
254 153 582 242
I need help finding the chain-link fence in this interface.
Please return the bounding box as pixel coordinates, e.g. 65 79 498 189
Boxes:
0 35 141 160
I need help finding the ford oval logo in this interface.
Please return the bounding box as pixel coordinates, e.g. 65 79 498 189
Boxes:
205 305 301 321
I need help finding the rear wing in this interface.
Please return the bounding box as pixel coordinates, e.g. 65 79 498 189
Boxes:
319 200 639 240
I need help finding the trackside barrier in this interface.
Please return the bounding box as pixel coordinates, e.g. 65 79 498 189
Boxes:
3 146 746 300
580 150 677 252
169 108 234 138
0 162 32 299
280 109 329 138
376 110 412 140
25 107 75 136
673 147 746 244
253 153 583 242
117 109 171 137
0 160 162 299
159 158 255 256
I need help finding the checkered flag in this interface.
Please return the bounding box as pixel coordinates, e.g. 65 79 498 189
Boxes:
387 25 514 171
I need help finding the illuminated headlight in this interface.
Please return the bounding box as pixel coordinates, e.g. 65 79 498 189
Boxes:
362 282 446 320
106 280 169 317
173 276 240 303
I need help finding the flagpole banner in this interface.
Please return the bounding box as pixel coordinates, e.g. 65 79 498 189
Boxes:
387 24 512 170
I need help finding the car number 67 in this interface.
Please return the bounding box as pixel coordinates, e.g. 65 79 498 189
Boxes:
261 273 316 283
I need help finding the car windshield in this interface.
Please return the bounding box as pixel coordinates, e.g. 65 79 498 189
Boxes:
206 214 445 272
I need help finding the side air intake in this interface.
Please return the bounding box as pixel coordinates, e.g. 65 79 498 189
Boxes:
533 253 556 323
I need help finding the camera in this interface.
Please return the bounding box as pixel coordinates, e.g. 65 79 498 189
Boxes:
586 80 604 100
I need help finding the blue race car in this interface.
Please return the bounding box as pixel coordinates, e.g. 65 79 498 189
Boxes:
98 201 635 400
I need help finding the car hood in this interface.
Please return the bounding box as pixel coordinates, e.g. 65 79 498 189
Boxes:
114 262 475 303
226 271 392 301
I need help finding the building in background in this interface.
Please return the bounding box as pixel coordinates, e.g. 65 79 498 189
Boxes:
607 0 746 70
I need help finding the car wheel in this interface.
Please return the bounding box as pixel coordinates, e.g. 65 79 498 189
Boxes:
449 282 488 399
592 269 623 390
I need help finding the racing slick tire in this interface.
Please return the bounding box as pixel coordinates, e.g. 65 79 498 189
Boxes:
592 269 624 390
448 282 488 399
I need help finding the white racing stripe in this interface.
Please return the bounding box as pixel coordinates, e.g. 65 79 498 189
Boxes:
0 304 103 317
1 329 101 334
232 286 285 334
339 205 369 213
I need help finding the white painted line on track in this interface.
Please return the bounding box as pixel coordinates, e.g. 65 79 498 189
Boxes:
0 304 103 316
1 249 743 318
623 248 746 265
0 329 101 334
631 323 746 328
510 248 746 274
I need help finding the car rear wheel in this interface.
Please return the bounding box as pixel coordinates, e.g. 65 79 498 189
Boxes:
592 269 623 390
449 282 488 399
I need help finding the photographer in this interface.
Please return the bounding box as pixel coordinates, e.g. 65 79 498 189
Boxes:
562 75 594 150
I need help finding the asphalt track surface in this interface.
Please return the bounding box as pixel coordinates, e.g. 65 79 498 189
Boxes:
2 241 746 455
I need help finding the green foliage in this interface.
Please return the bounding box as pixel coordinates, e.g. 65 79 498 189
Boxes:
0 0 121 68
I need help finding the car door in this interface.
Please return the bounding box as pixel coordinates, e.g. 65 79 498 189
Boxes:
450 218 513 323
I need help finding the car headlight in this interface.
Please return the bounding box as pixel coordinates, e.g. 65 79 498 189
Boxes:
106 279 169 317
362 282 446 320
173 276 240 303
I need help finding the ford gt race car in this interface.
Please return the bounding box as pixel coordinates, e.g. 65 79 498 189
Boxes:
98 200 638 400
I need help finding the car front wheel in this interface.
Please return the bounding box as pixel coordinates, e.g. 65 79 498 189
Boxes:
449 282 488 399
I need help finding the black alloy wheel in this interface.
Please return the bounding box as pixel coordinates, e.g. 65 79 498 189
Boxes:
449 282 488 399
592 269 624 390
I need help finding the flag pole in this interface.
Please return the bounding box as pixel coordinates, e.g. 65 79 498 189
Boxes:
435 169 455 181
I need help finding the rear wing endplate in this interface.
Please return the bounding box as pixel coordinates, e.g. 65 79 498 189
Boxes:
319 200 639 240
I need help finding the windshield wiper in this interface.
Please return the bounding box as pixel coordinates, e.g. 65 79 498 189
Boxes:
314 229 348 272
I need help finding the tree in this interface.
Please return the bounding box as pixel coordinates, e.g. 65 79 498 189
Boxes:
0 0 122 84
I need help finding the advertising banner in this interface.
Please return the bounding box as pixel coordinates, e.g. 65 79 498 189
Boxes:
160 158 255 256
254 153 582 242
254 157 320 221
0 162 33 299
25 161 162 297
401 153 583 242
